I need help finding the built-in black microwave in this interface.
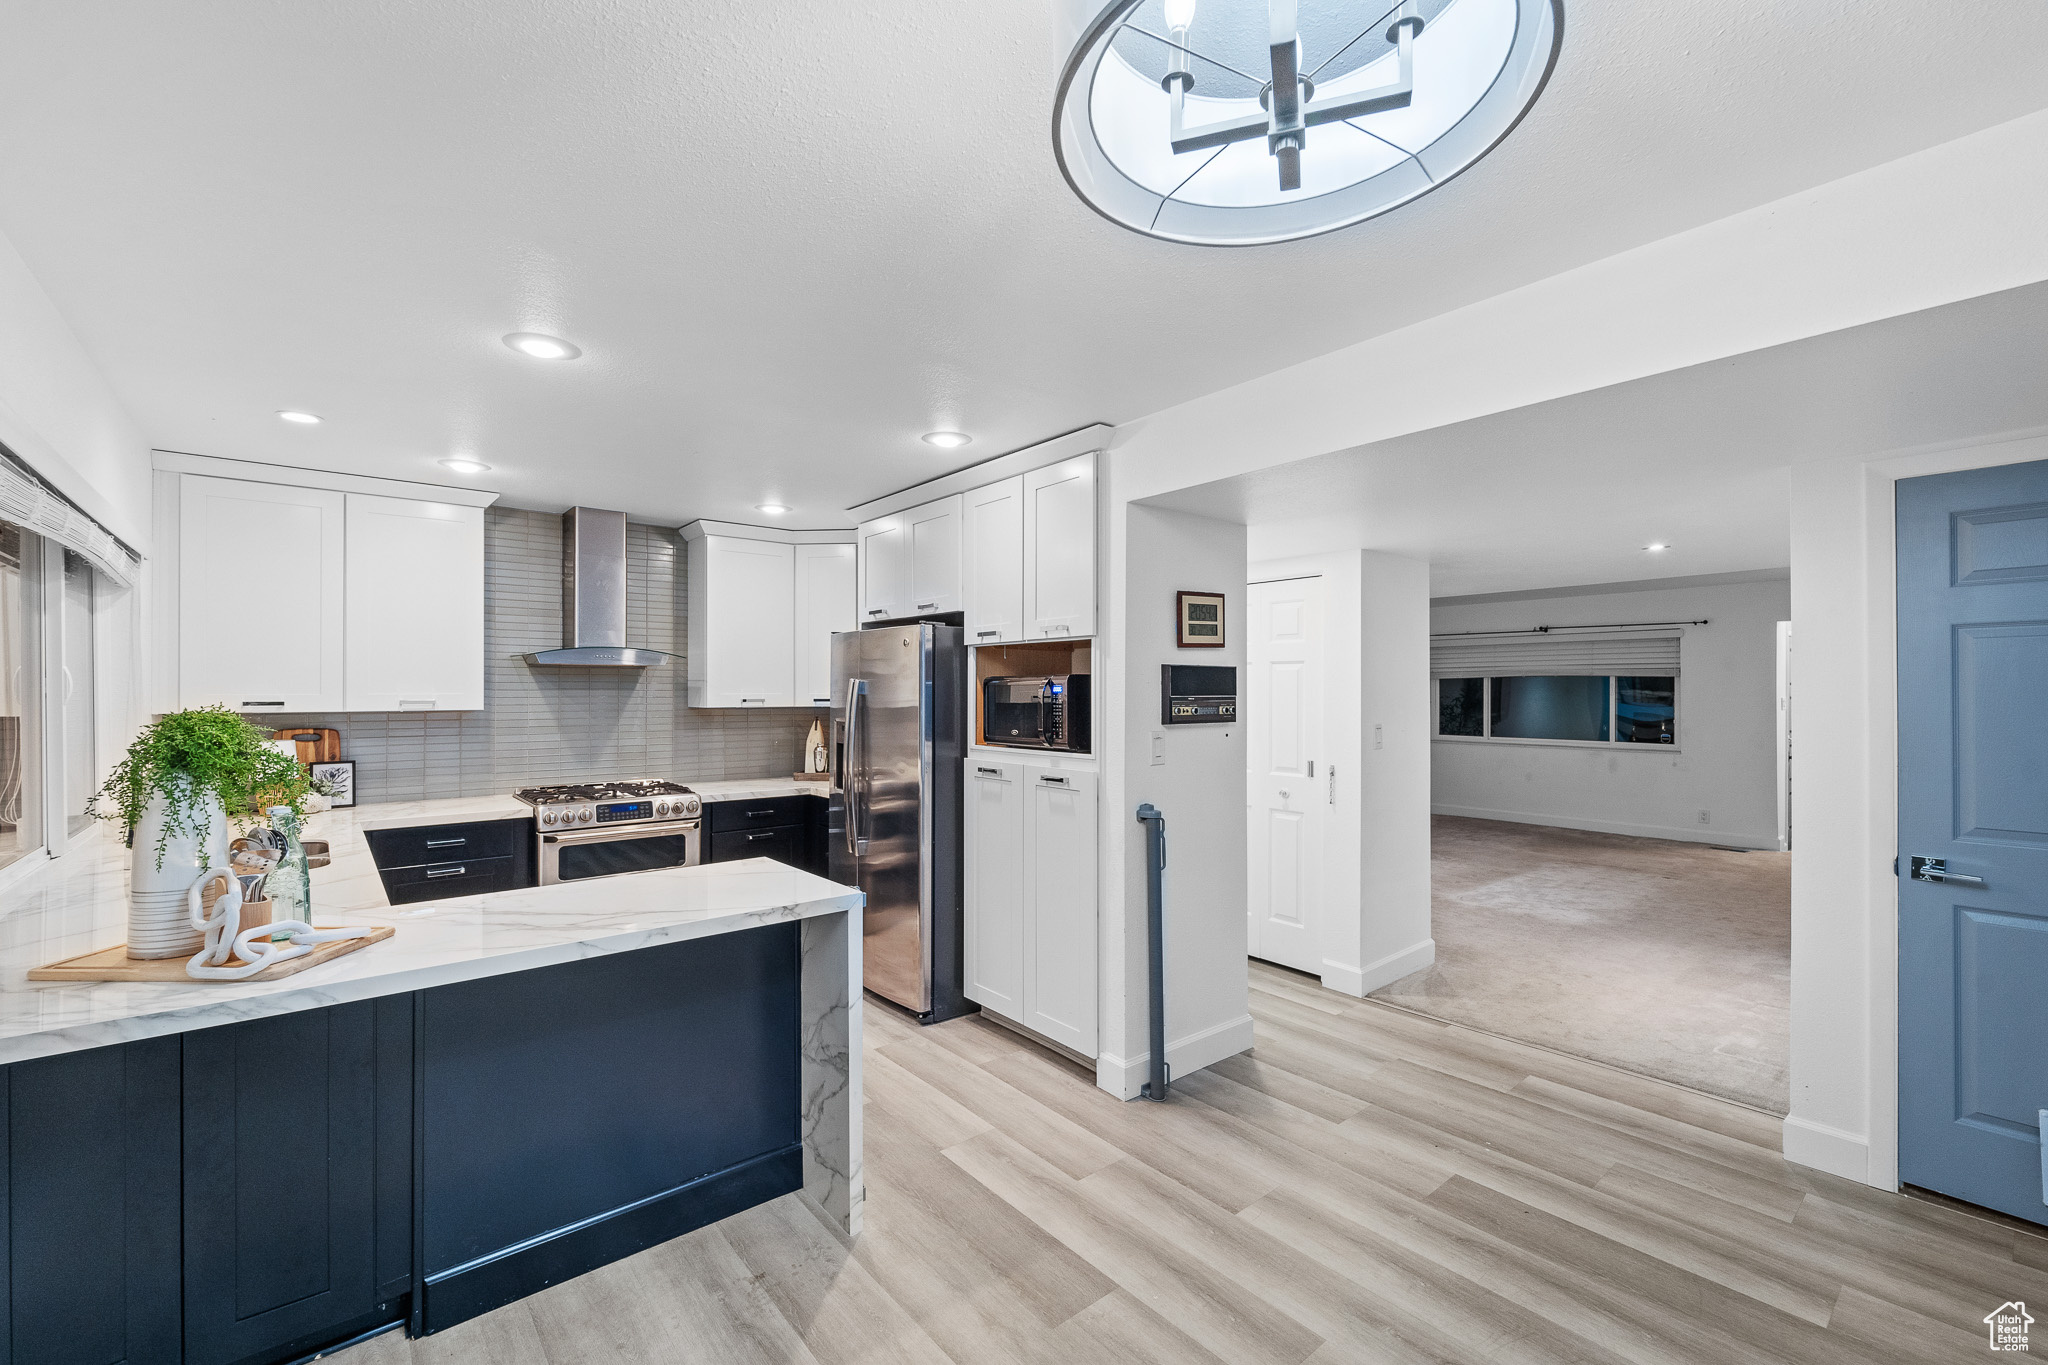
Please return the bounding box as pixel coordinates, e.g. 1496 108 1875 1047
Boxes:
982 674 1091 752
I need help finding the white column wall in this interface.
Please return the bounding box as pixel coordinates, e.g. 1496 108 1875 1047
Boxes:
1785 427 2048 1187
1097 498 1252 1098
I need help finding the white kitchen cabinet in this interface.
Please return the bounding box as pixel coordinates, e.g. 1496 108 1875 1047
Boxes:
962 758 1026 1019
963 476 1024 645
1023 768 1098 1052
857 494 961 622
792 542 855 706
178 475 347 713
1023 454 1096 639
961 758 1098 1055
905 494 963 616
344 493 484 711
688 534 795 707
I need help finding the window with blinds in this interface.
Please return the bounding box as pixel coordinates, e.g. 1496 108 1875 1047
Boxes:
1433 631 1681 746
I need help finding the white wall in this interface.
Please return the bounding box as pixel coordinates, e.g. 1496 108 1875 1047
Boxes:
1251 550 1433 998
1783 426 2048 1188
0 228 150 550
1097 499 1251 1099
1429 578 1791 850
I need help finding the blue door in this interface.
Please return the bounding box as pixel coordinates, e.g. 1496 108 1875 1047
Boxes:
1898 458 2048 1224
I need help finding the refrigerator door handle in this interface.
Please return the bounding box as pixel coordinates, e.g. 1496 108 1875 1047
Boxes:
844 676 869 855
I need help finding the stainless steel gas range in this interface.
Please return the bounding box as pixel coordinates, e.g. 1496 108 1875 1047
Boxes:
514 780 704 885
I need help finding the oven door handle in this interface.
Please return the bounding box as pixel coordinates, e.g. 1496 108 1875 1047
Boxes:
542 819 702 848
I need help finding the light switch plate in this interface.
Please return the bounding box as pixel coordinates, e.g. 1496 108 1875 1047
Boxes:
1151 732 1165 765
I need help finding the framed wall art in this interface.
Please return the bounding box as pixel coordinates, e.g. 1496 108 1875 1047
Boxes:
309 760 356 808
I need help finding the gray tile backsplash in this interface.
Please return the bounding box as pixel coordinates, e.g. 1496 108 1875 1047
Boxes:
267 508 820 805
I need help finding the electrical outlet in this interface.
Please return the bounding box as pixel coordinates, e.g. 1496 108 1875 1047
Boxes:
1697 809 1712 824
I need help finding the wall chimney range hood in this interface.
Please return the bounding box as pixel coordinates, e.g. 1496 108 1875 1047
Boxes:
524 507 674 667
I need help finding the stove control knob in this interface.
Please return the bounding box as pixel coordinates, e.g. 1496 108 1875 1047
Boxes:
579 807 593 823
655 800 670 817
682 795 701 818
542 809 556 825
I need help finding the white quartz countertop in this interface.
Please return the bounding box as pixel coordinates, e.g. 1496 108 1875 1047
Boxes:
0 782 857 1064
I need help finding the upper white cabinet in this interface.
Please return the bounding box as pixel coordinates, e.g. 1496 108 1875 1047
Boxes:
179 476 347 713
856 494 962 622
963 477 1024 646
857 516 907 625
684 523 854 708
793 542 855 707
688 534 795 707
344 494 485 711
1023 454 1096 639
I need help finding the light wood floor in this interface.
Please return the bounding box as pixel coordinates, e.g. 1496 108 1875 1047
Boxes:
341 960 2046 1364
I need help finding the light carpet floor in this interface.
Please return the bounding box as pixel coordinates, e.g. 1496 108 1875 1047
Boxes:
1370 815 1791 1113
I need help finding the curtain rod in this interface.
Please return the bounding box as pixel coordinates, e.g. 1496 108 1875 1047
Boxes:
1431 619 1708 639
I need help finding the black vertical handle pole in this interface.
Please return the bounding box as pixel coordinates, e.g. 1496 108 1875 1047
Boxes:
1136 803 1168 1101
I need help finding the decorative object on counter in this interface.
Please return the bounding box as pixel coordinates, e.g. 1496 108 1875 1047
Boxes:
182 867 378 981
309 759 355 807
1175 590 1226 648
273 727 342 764
797 718 828 780
89 707 308 960
262 806 314 936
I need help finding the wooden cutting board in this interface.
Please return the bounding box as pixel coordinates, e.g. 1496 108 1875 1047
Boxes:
30 926 393 983
274 727 341 764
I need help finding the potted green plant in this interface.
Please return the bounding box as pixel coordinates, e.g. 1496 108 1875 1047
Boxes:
90 707 308 959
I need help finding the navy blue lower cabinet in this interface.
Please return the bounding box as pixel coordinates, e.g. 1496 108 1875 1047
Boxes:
415 923 801 1334
3 1036 182 1365
182 997 413 1365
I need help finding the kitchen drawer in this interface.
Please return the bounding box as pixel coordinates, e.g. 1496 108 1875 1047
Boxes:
707 796 813 833
710 825 800 867
365 818 530 870
380 856 522 906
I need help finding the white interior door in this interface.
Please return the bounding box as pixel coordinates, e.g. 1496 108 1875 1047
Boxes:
1247 576 1326 975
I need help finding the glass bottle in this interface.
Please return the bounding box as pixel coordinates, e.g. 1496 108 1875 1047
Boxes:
265 805 313 938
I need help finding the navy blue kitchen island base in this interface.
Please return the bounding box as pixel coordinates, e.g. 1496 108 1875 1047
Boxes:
3 922 805 1365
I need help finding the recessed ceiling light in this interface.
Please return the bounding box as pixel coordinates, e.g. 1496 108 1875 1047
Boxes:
439 458 492 474
1644 543 1671 552
756 503 790 515
277 410 322 424
921 431 971 449
503 332 581 360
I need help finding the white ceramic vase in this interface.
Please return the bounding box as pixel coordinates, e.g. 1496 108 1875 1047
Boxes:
127 779 228 959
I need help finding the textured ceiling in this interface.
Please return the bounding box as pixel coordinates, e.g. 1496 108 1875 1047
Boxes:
0 1 2045 526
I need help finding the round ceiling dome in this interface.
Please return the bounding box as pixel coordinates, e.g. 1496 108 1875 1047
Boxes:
1053 0 1562 246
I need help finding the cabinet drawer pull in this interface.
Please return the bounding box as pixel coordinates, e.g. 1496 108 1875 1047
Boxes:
976 630 1000 638
868 608 888 616
424 838 466 849
1039 775 1071 786
242 701 284 707
740 698 766 704
425 864 468 878
917 601 938 610
975 766 1004 778
399 698 437 709
746 831 774 841
745 809 776 817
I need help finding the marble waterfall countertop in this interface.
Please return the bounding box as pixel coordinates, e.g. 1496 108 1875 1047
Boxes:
0 782 856 1065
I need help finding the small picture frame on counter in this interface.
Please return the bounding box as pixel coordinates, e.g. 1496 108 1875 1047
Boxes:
310 760 356 808
1176 590 1226 648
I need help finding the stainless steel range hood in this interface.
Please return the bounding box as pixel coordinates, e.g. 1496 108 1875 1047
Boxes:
524 507 674 667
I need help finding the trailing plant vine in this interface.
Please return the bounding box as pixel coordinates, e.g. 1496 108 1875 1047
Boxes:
89 707 309 867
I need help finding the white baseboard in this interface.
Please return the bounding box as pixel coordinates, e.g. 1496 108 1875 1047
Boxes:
1782 1114 1873 1184
1431 803 1778 850
1321 939 1436 998
1096 1013 1257 1101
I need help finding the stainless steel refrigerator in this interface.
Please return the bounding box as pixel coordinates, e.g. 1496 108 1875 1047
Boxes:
829 623 971 1022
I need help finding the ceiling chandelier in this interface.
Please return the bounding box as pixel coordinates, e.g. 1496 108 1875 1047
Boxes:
1054 0 1562 246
